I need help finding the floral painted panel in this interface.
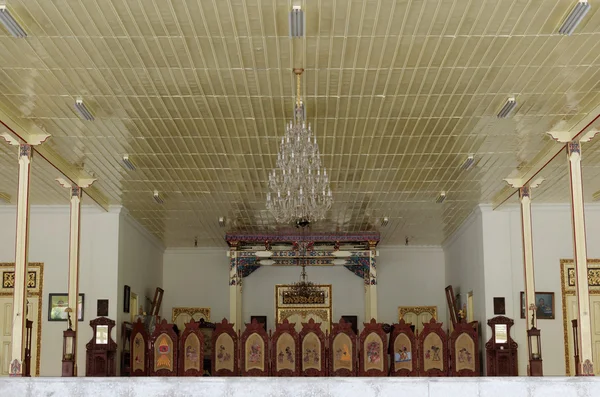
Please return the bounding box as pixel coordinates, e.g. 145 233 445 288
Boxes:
154 334 174 371
214 333 234 372
333 333 353 372
245 333 265 371
364 333 384 372
393 333 412 372
276 333 296 371
455 333 475 372
183 333 201 372
302 332 321 371
132 333 145 373
423 333 444 372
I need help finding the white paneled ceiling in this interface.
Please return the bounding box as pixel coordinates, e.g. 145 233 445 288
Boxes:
0 0 599 247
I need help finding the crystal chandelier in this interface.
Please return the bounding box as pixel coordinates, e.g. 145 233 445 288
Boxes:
266 68 332 225
282 263 326 303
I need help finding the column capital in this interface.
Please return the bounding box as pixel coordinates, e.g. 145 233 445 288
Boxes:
1 132 50 147
56 177 97 189
567 141 581 157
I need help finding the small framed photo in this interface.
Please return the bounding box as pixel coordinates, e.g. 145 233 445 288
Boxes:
493 297 505 315
124 285 131 313
48 293 84 321
520 291 555 319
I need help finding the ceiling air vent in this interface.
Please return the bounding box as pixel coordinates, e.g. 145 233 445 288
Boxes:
497 97 517 118
289 5 304 37
436 191 446 204
559 1 591 35
0 5 27 38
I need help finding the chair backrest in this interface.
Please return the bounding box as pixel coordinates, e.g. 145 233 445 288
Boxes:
358 318 388 376
418 318 448 376
299 318 327 376
271 319 299 376
178 319 205 376
149 319 178 376
211 318 238 376
389 319 417 376
130 318 148 376
329 318 357 376
450 320 479 376
241 318 269 376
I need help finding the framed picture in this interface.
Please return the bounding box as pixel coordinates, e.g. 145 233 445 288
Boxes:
520 291 555 320
48 293 84 321
123 285 131 313
97 299 109 317
493 297 506 315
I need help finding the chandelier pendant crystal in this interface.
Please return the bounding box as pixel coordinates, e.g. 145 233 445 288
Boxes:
266 68 333 225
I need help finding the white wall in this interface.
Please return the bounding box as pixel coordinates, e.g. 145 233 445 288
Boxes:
116 210 164 373
0 206 120 376
162 246 446 333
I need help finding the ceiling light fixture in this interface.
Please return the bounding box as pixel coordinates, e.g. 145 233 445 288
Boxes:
436 191 446 203
461 154 475 170
381 217 389 227
289 5 305 37
266 69 333 225
497 97 517 118
153 190 164 204
559 1 591 35
218 217 226 227
122 155 136 171
0 192 11 203
0 5 27 38
74 99 94 121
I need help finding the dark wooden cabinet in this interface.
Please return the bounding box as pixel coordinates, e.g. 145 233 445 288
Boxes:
485 316 518 376
85 317 117 376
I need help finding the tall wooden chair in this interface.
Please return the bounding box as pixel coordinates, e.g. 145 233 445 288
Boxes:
241 318 269 376
149 319 178 376
271 319 299 376
418 318 448 376
130 318 149 376
212 318 238 376
389 319 418 376
450 320 479 376
329 318 357 376
178 319 205 376
358 319 388 376
299 318 327 376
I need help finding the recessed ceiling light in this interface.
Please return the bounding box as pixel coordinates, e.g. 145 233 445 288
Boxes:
0 5 27 38
436 191 446 203
0 192 11 203
122 155 136 171
559 1 591 35
153 190 164 204
289 6 304 37
381 217 389 227
461 154 475 170
219 217 226 227
497 97 517 118
74 98 94 121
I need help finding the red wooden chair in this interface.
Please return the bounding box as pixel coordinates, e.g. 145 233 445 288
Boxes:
418 318 448 376
149 319 178 376
211 318 238 376
271 319 299 376
389 319 418 376
241 318 269 376
130 318 148 376
178 319 204 376
358 319 388 376
329 318 357 376
450 320 479 376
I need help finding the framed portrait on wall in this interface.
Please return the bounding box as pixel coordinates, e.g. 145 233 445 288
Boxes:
520 291 555 319
48 293 84 321
124 285 131 313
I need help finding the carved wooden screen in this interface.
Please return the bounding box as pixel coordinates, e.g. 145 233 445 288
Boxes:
131 318 149 376
212 318 238 376
271 319 299 376
418 318 448 376
390 319 417 376
358 319 388 376
149 319 178 376
241 318 269 376
178 320 205 376
299 318 327 376
450 320 479 376
329 318 357 376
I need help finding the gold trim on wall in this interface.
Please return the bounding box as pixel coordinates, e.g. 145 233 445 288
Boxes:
0 262 44 377
560 259 600 376
275 284 332 332
398 306 438 321
171 307 211 323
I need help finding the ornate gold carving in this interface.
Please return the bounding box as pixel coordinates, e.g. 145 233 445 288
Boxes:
278 309 329 322
398 306 438 321
560 259 600 376
0 262 44 376
171 307 211 323
276 284 331 308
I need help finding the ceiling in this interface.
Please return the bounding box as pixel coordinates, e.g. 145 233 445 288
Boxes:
0 0 600 247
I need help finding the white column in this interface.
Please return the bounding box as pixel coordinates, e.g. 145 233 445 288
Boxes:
519 186 537 331
567 141 594 376
8 144 33 376
366 242 378 321
229 244 242 332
